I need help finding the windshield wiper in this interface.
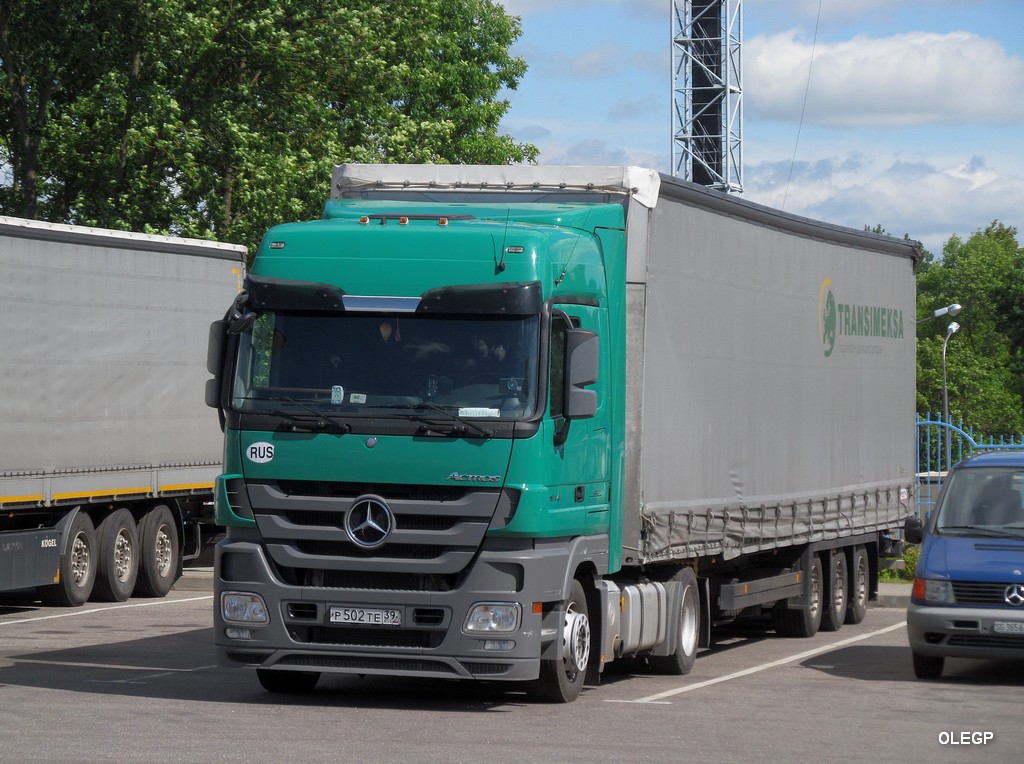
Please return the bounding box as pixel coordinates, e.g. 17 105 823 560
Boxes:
268 397 351 433
938 525 1022 538
387 402 494 439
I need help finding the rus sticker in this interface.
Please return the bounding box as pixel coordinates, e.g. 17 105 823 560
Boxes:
246 442 275 463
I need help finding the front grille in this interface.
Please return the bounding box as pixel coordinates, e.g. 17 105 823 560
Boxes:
245 480 500 587
948 635 1024 649
462 662 513 676
952 581 1021 606
291 626 445 649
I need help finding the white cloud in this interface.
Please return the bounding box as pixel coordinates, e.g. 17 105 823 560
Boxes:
748 30 1024 127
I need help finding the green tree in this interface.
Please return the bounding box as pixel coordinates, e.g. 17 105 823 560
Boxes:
0 0 536 252
916 222 1024 435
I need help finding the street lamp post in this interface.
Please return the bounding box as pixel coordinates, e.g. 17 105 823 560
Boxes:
917 303 962 325
942 321 961 469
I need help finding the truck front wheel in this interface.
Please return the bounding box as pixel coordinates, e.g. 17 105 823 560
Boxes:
531 579 591 703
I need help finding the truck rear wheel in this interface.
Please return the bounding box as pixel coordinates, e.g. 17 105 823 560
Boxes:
134 504 180 598
531 578 591 703
820 551 847 632
772 553 822 638
39 512 97 607
93 509 139 602
649 567 699 675
845 546 869 624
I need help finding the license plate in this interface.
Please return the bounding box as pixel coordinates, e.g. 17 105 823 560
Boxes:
329 606 401 627
993 621 1024 634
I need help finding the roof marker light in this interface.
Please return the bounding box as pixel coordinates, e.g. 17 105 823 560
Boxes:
398 216 409 225
438 218 449 227
358 216 370 225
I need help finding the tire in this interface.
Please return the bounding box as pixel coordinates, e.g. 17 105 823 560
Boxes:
912 651 944 680
649 567 700 675
92 509 140 602
530 578 591 703
39 512 97 607
134 504 180 598
820 551 847 632
772 553 823 638
845 546 869 625
257 668 320 693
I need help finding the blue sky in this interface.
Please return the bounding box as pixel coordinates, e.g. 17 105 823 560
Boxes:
496 0 1024 255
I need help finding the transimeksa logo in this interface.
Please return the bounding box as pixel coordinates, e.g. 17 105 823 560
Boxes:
819 278 904 358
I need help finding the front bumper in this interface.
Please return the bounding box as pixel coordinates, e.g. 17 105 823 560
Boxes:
907 602 1024 661
213 531 605 682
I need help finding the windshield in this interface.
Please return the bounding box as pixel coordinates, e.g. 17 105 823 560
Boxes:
231 311 540 420
935 466 1024 535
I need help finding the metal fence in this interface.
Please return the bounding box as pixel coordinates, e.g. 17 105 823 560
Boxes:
916 413 1024 517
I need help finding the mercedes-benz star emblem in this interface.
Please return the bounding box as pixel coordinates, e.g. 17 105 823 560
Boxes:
344 495 394 549
1004 584 1024 607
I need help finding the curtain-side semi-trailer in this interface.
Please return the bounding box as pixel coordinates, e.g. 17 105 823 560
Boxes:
0 216 246 606
206 165 918 701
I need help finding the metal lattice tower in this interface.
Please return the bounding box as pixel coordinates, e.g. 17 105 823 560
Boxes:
671 0 743 192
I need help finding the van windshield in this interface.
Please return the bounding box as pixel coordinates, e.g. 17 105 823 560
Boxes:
935 467 1024 536
230 311 540 420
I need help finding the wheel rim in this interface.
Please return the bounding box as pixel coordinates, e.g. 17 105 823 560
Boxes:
153 524 173 577
113 528 134 583
833 560 846 612
680 584 698 655
855 556 868 606
563 601 591 676
70 531 91 587
809 563 822 619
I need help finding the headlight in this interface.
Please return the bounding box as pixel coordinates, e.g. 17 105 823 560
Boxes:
912 578 955 604
464 602 521 633
221 591 270 624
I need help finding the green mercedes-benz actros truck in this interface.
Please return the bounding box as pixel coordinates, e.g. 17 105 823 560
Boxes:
205 165 918 701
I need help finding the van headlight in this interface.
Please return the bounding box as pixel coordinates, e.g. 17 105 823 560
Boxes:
464 603 520 633
912 578 955 604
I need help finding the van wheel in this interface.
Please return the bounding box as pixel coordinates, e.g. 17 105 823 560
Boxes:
912 652 944 679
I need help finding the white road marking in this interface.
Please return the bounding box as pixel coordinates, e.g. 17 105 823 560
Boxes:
0 595 213 627
608 621 907 704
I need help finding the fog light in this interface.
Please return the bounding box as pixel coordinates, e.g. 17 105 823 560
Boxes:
225 628 252 640
222 591 270 624
483 640 516 651
464 602 520 633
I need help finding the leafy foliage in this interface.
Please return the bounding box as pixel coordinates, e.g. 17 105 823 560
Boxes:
915 222 1024 435
0 0 536 253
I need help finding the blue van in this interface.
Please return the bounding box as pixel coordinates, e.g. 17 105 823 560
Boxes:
906 451 1024 678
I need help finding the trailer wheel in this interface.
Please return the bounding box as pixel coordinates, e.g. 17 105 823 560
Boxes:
92 509 139 602
39 512 97 607
772 554 823 638
912 651 944 680
820 551 847 632
845 546 869 625
531 578 591 703
134 504 180 598
257 668 320 694
650 567 699 675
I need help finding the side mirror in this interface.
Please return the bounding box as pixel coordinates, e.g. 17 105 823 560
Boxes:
564 329 598 420
904 515 924 545
206 320 227 409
